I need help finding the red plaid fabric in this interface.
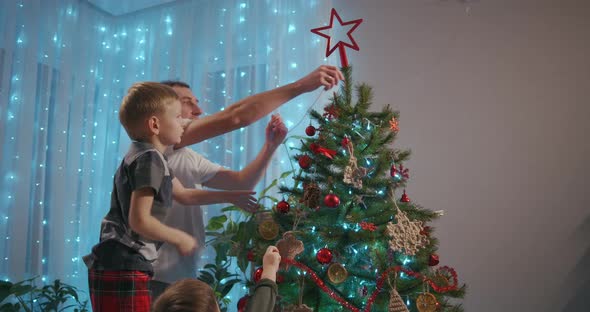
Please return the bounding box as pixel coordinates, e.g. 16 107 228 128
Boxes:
88 270 152 312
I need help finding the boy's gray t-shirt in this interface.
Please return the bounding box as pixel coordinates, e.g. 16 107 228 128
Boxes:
83 142 174 272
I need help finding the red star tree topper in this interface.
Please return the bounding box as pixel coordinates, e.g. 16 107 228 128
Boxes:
311 8 363 67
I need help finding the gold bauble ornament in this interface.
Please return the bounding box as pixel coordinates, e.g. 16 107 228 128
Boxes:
327 263 348 284
258 220 279 240
256 211 274 223
416 293 438 312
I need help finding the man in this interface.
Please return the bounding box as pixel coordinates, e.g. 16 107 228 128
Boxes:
150 65 344 297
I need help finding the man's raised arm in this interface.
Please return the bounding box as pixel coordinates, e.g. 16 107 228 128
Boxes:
174 65 343 149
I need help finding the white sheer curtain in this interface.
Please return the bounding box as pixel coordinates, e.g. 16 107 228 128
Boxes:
0 0 335 308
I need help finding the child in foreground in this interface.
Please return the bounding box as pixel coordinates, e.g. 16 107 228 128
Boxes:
153 245 281 312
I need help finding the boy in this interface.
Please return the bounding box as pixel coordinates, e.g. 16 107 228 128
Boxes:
150 65 343 298
152 246 282 312
83 82 257 312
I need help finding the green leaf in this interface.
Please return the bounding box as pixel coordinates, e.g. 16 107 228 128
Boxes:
221 205 241 212
206 222 223 231
0 281 13 304
211 214 228 223
235 220 255 250
226 220 238 234
218 279 241 298
58 304 76 312
237 250 249 274
64 288 79 301
197 271 215 285
9 284 36 297
279 170 294 180
260 170 294 197
206 214 228 231
0 302 21 312
214 243 230 264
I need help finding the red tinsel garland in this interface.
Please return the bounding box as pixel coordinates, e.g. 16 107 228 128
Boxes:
281 258 458 312
282 258 360 311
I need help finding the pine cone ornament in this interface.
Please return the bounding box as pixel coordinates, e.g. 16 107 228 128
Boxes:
302 182 321 209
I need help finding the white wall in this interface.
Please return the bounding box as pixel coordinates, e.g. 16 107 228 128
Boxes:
336 0 590 311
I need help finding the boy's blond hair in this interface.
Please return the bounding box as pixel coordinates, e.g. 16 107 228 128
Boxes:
152 279 219 312
119 82 179 140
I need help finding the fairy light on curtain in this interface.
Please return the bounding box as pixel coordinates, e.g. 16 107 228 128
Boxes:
0 0 334 308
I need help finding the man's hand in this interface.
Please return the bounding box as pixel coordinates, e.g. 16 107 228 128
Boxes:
265 114 288 148
296 65 345 92
227 190 259 213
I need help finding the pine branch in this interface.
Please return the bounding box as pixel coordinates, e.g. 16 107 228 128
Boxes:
355 83 373 112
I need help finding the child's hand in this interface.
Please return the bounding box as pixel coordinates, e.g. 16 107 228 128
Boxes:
260 246 281 282
265 114 288 148
228 191 258 213
174 231 198 256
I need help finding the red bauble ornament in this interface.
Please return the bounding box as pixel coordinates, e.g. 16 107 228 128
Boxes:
276 200 290 213
305 125 317 136
247 250 255 262
341 136 350 148
324 193 340 208
429 254 440 266
316 248 333 264
298 155 312 169
253 267 263 282
390 164 402 181
237 295 249 312
400 189 410 203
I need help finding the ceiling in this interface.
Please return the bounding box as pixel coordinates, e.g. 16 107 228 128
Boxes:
86 0 179 16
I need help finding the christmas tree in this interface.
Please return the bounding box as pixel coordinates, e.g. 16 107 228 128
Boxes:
206 66 466 312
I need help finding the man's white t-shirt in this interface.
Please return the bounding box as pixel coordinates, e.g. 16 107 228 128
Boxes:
152 147 222 284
